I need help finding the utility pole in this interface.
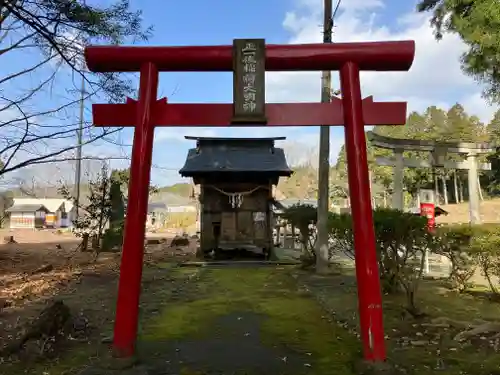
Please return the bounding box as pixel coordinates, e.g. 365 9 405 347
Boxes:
74 73 84 218
315 0 334 274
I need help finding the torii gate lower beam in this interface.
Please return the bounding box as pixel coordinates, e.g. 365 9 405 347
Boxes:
85 40 415 362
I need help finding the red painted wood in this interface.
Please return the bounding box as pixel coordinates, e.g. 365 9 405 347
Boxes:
90 38 416 363
92 97 407 127
340 62 386 361
112 62 159 358
85 41 415 73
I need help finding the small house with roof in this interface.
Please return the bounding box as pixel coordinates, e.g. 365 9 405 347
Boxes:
179 136 292 256
6 203 50 229
6 198 74 229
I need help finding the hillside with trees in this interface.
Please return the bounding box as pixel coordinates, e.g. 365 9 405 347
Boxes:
2 103 499 208
277 104 500 208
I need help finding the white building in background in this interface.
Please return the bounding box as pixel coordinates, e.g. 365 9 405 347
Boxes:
6 198 75 229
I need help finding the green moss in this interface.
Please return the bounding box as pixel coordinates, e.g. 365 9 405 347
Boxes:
9 266 360 375
141 267 359 374
296 267 500 375
142 296 237 340
258 296 360 371
154 262 176 269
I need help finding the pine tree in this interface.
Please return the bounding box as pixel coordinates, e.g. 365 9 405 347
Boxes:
487 110 500 142
424 106 447 141
418 0 500 102
485 110 500 195
101 177 125 251
444 103 478 142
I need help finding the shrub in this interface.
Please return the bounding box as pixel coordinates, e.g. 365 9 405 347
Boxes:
328 208 432 314
328 212 354 260
372 209 432 315
468 225 500 296
434 225 477 293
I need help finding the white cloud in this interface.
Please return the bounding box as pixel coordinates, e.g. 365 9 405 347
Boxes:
39 0 496 187
267 0 498 124
153 0 500 168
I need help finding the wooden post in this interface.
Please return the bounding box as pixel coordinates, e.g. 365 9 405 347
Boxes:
340 62 386 361
112 62 158 357
315 0 333 274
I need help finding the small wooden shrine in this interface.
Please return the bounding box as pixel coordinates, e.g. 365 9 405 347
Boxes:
179 136 292 256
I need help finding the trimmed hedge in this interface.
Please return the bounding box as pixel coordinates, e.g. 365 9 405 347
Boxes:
283 204 500 311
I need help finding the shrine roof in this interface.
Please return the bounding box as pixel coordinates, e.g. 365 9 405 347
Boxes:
184 136 286 148
179 137 292 177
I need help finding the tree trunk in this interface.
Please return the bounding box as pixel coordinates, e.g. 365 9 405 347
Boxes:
442 175 449 205
453 170 459 204
383 191 387 208
80 233 89 252
91 234 99 250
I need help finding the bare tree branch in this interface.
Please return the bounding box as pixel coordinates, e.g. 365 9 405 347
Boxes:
0 0 152 181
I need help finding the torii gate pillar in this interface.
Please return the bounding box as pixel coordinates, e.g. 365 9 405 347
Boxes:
85 40 415 362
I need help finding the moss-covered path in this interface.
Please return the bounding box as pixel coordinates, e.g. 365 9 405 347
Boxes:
6 265 360 375
130 265 360 375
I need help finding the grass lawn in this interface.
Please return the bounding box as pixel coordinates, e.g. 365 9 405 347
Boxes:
294 264 500 375
3 265 362 375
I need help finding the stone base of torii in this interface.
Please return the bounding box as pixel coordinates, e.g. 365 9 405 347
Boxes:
368 132 493 225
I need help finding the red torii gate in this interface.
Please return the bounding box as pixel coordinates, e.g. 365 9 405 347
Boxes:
84 40 415 362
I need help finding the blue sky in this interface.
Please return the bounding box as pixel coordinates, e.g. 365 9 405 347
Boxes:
2 0 498 187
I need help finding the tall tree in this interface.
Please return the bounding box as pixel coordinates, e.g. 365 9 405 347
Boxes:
0 1 151 177
487 110 500 141
424 106 447 140
110 167 158 195
443 103 477 141
485 110 500 195
417 0 500 101
400 112 433 199
440 104 474 204
101 175 125 251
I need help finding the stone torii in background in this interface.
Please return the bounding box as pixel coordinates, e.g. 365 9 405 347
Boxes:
368 132 493 224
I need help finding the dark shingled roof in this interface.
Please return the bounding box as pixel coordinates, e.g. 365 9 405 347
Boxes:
179 137 293 177
6 204 49 213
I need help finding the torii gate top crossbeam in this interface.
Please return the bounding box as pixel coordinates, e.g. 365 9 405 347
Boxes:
84 41 415 73
368 132 494 154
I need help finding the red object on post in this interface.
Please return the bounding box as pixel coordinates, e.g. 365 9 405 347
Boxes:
340 62 386 361
85 40 416 362
420 203 436 232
